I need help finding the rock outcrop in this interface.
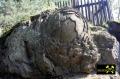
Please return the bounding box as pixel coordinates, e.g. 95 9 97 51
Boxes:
91 26 120 73
39 7 100 76
0 7 119 79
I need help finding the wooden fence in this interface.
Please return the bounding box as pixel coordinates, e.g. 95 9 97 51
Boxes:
55 0 72 8
55 0 112 26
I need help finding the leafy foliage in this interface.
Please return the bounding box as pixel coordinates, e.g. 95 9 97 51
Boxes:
0 0 56 36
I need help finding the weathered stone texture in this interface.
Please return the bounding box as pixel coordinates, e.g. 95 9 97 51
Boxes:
0 8 119 79
91 27 120 73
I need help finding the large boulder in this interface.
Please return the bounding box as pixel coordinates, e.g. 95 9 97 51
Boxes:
107 21 120 72
0 7 119 79
39 7 100 75
0 7 100 79
91 27 120 73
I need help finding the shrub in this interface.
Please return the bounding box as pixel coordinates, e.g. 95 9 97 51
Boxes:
0 0 56 37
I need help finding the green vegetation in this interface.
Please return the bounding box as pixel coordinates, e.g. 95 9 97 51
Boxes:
0 0 57 37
